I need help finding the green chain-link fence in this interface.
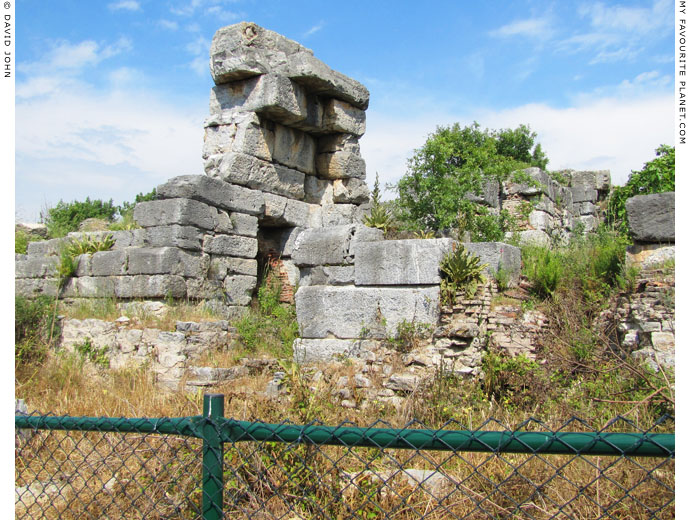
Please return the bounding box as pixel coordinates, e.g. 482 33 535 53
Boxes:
15 394 674 519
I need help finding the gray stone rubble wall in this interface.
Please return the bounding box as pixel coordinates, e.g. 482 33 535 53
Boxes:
496 168 611 245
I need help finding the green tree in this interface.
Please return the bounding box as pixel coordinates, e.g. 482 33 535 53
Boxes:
394 122 548 232
606 145 675 236
42 197 119 238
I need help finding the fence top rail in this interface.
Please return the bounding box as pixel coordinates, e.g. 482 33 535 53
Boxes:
15 414 674 458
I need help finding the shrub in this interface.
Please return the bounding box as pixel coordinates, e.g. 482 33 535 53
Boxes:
521 246 564 299
15 230 42 254
481 350 547 409
15 296 58 366
440 243 488 303
42 198 119 238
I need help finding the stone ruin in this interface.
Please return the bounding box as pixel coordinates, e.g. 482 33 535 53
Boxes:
14 22 674 387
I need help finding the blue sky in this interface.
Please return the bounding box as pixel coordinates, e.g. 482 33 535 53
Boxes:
14 0 676 221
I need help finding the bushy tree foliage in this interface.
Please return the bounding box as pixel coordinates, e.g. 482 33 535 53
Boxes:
393 122 548 232
42 189 157 238
606 145 675 236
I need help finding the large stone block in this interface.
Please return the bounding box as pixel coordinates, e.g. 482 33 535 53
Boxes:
210 22 369 109
316 151 366 180
215 211 258 237
292 224 383 267
215 152 305 199
26 238 68 256
464 242 521 283
209 257 258 279
156 175 264 216
115 275 188 299
261 193 322 228
126 247 202 277
333 178 370 204
304 176 334 204
570 186 598 204
15 278 59 298
144 225 204 251
134 198 217 230
293 338 376 364
203 235 258 258
223 275 257 305
318 134 361 154
91 250 128 276
464 179 500 209
295 285 440 339
354 239 455 286
505 168 553 198
322 99 366 136
626 192 675 243
15 256 58 278
299 265 355 286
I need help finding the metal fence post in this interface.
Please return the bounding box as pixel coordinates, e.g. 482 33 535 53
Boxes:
202 393 224 520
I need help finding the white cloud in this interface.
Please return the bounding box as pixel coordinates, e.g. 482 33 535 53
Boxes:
303 21 325 38
489 16 554 40
16 85 205 219
578 0 673 35
158 19 179 30
108 0 141 11
170 0 240 18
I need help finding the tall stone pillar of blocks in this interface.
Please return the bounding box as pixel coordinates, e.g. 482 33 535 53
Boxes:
132 22 373 312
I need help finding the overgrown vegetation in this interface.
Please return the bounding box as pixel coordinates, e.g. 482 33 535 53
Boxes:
233 265 299 358
15 296 59 367
439 243 488 303
392 122 548 234
15 230 43 254
40 189 157 238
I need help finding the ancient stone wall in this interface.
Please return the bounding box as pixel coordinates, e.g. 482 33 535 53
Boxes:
624 192 675 269
471 167 611 246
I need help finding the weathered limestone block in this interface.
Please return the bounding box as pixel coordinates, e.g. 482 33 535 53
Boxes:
570 170 611 193
209 74 314 127
626 243 675 269
91 250 128 277
529 210 552 231
209 257 258 279
65 230 145 250
333 178 369 204
215 211 258 237
354 239 455 286
202 122 237 159
322 99 365 136
465 178 500 209
464 242 521 283
203 235 258 258
299 265 355 286
575 201 597 216
262 193 322 228
26 238 69 256
505 168 553 198
126 247 204 278
574 215 598 232
293 338 376 364
321 203 358 226
156 175 264 216
316 151 366 180
61 276 116 298
271 121 317 174
304 176 334 204
15 278 59 298
209 22 369 109
144 225 204 251
570 186 598 204
15 256 58 278
134 198 216 230
224 275 257 305
318 134 361 154
74 254 91 277
215 152 305 199
295 285 440 339
626 192 675 243
115 275 188 299
292 224 383 266
185 278 224 299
